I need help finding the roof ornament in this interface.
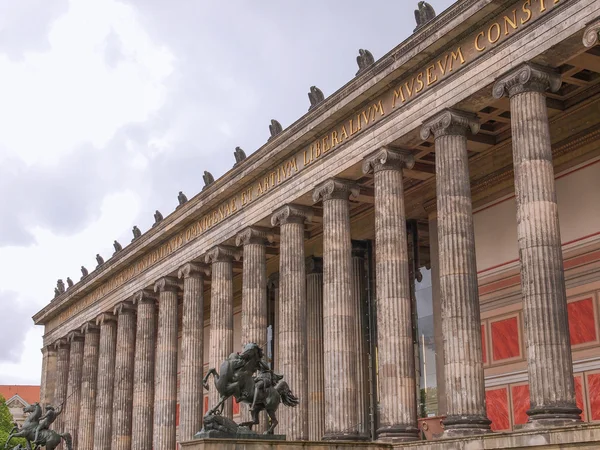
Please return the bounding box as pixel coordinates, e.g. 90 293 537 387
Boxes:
414 1 436 32
268 120 283 141
80 266 89 279
132 225 142 241
177 191 188 207
53 288 60 298
96 254 105 268
356 49 375 76
153 210 164 227
202 171 215 190
308 86 325 111
66 277 74 289
234 146 246 167
113 240 123 254
56 279 65 294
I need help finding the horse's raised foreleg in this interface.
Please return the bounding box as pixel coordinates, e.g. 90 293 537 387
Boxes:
264 409 278 435
3 426 18 449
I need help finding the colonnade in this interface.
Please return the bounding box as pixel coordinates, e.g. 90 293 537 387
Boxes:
40 62 581 448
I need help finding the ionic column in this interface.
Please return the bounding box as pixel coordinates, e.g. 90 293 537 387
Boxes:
313 179 366 441
268 274 280 371
271 205 312 440
306 256 325 441
421 109 490 436
40 345 57 411
153 277 181 450
64 331 84 445
53 339 70 432
206 245 239 418
78 323 100 450
494 63 581 427
178 263 210 441
131 290 157 450
111 301 137 450
93 313 118 450
363 148 419 441
236 227 273 429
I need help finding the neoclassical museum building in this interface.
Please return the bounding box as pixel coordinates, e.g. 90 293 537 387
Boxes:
33 0 600 449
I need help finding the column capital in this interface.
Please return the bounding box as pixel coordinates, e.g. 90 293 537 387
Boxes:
493 62 561 99
154 276 181 294
96 312 117 326
42 345 57 355
271 204 313 227
583 20 600 48
421 109 479 140
235 226 274 247
114 300 136 316
205 245 240 264
133 288 157 305
362 147 415 174
267 272 280 290
53 338 69 350
81 322 100 334
67 330 84 343
178 262 210 279
312 178 359 203
305 256 323 274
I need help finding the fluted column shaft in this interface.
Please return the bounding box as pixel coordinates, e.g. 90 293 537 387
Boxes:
313 179 365 441
272 206 311 440
93 314 117 450
78 324 100 450
53 340 69 433
421 110 490 436
178 263 209 441
306 257 325 441
153 277 180 450
41 346 57 411
363 148 418 441
268 274 280 371
131 291 157 450
206 246 238 418
64 333 84 445
494 63 581 426
111 303 137 450
237 228 272 430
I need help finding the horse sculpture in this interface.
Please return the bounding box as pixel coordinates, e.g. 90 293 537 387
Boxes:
3 403 72 450
202 343 299 434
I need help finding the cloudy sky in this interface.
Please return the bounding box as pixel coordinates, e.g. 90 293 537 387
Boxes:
0 0 455 384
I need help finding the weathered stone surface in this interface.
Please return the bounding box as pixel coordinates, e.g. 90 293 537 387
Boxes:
313 179 366 441
306 257 324 441
268 273 280 370
53 339 69 435
77 323 100 450
363 148 418 441
64 332 84 447
40 346 57 412
236 228 272 430
206 246 239 419
111 302 137 450
272 205 312 440
131 290 157 450
178 263 210 441
494 63 581 427
422 109 490 436
93 313 117 450
153 277 181 450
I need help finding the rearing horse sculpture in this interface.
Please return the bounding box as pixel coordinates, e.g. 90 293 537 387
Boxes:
3 403 72 450
202 343 299 434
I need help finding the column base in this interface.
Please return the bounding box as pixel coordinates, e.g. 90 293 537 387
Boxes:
322 432 371 442
376 424 420 442
442 414 492 438
524 405 582 429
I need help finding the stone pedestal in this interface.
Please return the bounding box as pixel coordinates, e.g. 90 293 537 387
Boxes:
272 205 312 440
53 339 69 434
64 332 84 447
93 313 118 450
178 263 210 441
78 323 100 450
236 228 273 431
112 302 137 450
153 277 181 450
494 63 581 427
306 256 325 441
421 110 490 436
313 179 367 441
206 246 239 419
363 148 419 441
131 290 157 450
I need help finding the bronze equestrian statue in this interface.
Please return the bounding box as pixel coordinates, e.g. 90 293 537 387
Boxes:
202 343 298 434
3 402 72 450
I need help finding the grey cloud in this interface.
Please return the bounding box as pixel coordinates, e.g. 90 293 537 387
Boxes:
0 291 31 363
